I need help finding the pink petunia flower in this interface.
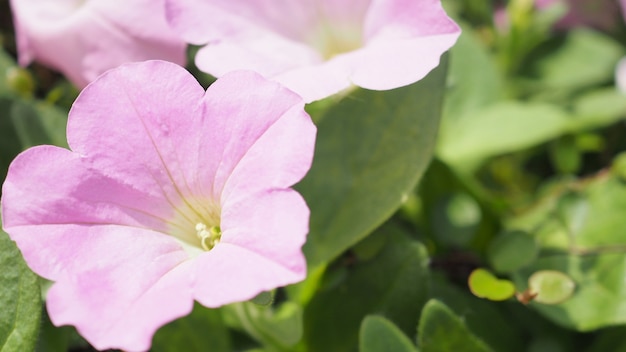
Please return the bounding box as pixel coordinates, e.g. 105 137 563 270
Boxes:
1 61 316 351
10 0 187 88
166 0 460 102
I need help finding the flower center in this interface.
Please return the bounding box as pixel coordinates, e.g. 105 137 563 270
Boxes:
306 21 363 60
195 223 221 251
166 196 221 253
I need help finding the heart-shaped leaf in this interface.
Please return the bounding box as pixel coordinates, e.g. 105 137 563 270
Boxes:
359 315 417 352
468 269 516 301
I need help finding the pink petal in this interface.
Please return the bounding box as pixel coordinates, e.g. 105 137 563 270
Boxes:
1 147 172 260
166 0 460 102
10 0 186 87
40 225 192 352
195 70 306 199
220 189 309 278
166 0 316 44
348 33 460 90
67 61 206 207
616 57 626 94
2 148 193 351
220 103 316 203
193 36 320 78
192 242 306 308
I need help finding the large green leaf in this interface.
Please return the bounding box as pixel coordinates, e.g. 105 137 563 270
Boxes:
532 29 624 91
359 315 418 352
303 224 430 351
417 300 492 352
152 303 231 352
438 101 570 167
0 229 42 352
298 58 448 267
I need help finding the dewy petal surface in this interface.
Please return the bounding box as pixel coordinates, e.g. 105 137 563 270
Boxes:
10 0 186 87
1 61 315 351
166 0 460 102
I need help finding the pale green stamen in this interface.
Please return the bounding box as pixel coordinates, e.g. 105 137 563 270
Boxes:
195 222 221 251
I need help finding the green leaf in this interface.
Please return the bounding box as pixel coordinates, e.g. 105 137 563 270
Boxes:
514 253 625 331
509 170 626 330
569 89 626 131
360 316 418 352
226 301 303 350
0 49 18 98
430 192 482 247
298 57 448 267
0 97 23 185
438 101 570 167
527 270 575 305
152 303 231 352
468 269 516 301
430 277 525 352
0 229 42 352
488 230 538 273
303 224 430 351
442 22 503 124
549 136 581 174
532 29 624 91
417 299 493 352
10 99 68 149
585 327 626 352
250 291 274 306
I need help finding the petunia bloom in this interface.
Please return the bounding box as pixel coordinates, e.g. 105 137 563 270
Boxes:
166 0 461 102
10 0 187 88
1 61 316 351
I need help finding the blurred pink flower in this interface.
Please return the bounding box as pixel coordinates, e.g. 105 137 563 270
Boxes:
616 0 626 93
166 0 460 102
615 57 626 93
1 61 316 351
10 0 187 87
537 0 620 32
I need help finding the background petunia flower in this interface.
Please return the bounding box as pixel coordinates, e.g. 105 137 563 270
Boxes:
534 0 620 32
1 61 316 351
9 0 187 87
616 0 626 94
166 0 461 103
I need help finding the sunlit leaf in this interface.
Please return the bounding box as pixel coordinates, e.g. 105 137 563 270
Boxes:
0 229 42 352
468 269 516 301
298 57 448 267
528 270 575 305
